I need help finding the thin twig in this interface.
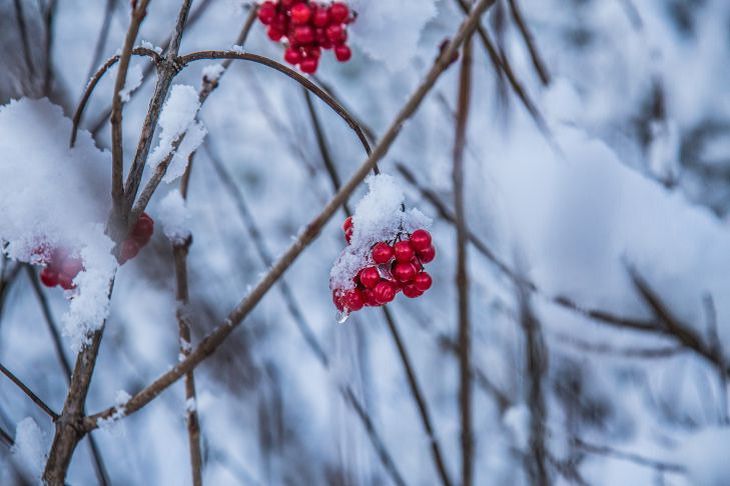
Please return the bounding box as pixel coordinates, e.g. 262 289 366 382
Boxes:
13 0 36 80
85 0 118 83
453 33 474 486
84 0 498 430
0 362 58 420
42 0 58 94
573 438 686 474
506 0 550 85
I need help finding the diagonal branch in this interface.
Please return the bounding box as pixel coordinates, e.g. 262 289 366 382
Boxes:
0 362 58 420
84 0 498 431
506 0 550 86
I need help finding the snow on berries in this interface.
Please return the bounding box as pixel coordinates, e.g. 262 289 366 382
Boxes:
329 174 434 319
257 0 355 74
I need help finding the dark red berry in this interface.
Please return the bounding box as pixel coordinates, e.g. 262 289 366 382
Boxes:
392 261 417 283
413 272 432 291
280 0 297 8
119 239 140 264
290 3 311 24
334 44 351 62
402 283 423 298
131 213 154 243
393 241 415 263
257 1 276 24
328 2 349 23
267 26 285 41
358 267 380 289
312 6 329 27
409 229 431 251
40 268 59 287
271 13 288 32
284 47 302 64
293 25 315 44
58 274 76 290
300 57 318 73
362 288 380 307
417 245 436 263
373 280 396 304
326 24 346 44
345 227 353 244
343 289 364 311
306 45 322 58
372 242 394 264
342 216 353 233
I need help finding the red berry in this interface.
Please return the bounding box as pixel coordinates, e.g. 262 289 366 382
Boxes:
343 289 364 311
342 216 353 233
290 3 311 24
40 268 59 287
417 245 436 263
345 227 353 244
58 273 76 290
334 45 351 62
293 25 315 44
118 239 140 264
306 45 322 58
257 2 276 24
371 242 394 264
373 280 396 304
413 272 432 291
131 213 154 244
284 47 302 65
328 2 349 23
280 0 296 8
392 261 417 283
326 24 346 44
358 267 380 289
267 26 284 41
402 283 423 298
61 257 83 278
362 288 380 307
393 241 415 263
409 229 432 251
300 57 318 73
271 12 288 32
312 6 329 27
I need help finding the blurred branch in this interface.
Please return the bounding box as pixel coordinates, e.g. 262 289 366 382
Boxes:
573 438 686 474
42 0 58 95
85 0 118 83
0 261 21 321
13 0 36 79
0 362 58 420
0 424 12 448
454 33 474 486
506 0 550 86
84 0 496 433
702 294 728 424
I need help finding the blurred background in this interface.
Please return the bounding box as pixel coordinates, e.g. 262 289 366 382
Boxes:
2 0 730 484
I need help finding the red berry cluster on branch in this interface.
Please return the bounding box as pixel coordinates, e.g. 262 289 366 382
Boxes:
118 212 154 265
39 249 84 290
333 217 436 314
257 0 355 74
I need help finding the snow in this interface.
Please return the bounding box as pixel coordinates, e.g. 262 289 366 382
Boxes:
329 174 431 291
202 64 225 83
348 0 437 70
140 40 163 55
503 404 530 451
157 189 191 244
147 84 207 183
118 64 143 102
0 98 117 350
185 397 197 413
675 427 730 486
11 417 46 480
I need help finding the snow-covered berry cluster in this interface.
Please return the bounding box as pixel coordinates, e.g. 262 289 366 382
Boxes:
257 0 354 74
35 212 154 290
333 216 436 313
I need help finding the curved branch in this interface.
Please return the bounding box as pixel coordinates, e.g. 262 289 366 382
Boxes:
70 47 162 147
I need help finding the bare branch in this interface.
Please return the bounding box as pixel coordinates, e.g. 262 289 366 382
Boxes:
703 294 728 423
85 0 117 83
84 0 498 430
0 362 58 420
506 0 551 85
13 0 36 80
573 438 686 474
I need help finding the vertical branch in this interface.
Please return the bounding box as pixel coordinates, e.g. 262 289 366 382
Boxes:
506 0 550 86
454 33 474 486
13 0 36 81
42 0 59 95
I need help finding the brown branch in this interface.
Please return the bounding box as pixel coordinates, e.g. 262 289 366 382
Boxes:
573 438 686 474
506 0 550 85
42 0 59 95
85 0 117 82
84 0 498 430
0 362 58 420
70 47 162 147
453 34 474 486
109 0 153 227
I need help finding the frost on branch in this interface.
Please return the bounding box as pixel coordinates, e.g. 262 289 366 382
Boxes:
118 64 143 102
147 84 207 183
0 98 117 350
11 417 47 480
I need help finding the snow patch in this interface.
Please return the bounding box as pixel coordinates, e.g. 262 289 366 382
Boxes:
12 417 46 480
119 64 143 102
158 189 191 243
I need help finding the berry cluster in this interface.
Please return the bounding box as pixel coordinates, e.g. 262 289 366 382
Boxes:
257 0 354 74
36 213 154 290
333 217 436 313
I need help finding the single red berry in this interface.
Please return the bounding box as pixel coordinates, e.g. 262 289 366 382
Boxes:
402 283 423 298
328 2 349 23
257 1 276 24
342 216 353 233
300 57 318 73
312 5 329 27
392 261 417 283
61 257 83 278
413 272 432 291
417 245 436 263
334 45 351 62
345 227 353 244
343 289 364 311
306 45 322 58
373 280 396 304
362 288 380 307
267 26 285 41
358 267 380 289
131 213 154 244
326 24 346 44
118 239 140 265
409 229 432 251
293 25 315 44
58 274 76 290
271 12 288 32
371 242 394 264
290 3 311 24
40 268 59 287
284 47 302 65
393 241 415 263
